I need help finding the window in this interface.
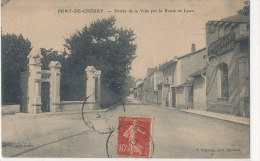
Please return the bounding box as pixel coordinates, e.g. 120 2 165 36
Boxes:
218 63 229 97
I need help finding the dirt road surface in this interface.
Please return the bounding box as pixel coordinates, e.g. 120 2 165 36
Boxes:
2 97 249 158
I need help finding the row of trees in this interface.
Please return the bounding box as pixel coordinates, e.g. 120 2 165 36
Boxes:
1 16 137 104
1 34 32 104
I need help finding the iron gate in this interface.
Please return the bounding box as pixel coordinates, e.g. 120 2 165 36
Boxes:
41 82 50 112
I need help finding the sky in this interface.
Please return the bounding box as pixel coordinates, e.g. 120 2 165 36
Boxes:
1 0 245 79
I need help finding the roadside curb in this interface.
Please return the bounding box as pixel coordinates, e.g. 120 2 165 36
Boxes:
178 109 250 126
14 108 109 117
129 99 250 126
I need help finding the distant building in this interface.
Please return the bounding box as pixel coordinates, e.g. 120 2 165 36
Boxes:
160 45 207 109
133 78 143 98
143 67 163 104
137 82 144 101
160 59 178 107
133 87 137 98
173 46 207 109
205 13 249 117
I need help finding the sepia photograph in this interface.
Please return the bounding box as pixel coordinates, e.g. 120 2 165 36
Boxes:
0 0 254 159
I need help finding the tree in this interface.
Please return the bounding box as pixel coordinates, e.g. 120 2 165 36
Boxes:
124 75 137 96
63 16 136 96
40 48 68 70
1 33 32 104
39 48 76 101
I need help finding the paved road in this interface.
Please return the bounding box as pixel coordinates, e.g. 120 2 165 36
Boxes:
2 97 249 158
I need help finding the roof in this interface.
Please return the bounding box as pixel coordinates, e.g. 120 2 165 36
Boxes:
143 48 206 80
178 48 206 60
146 68 156 76
160 59 178 70
207 14 249 25
138 82 144 87
160 48 206 70
189 67 206 77
220 14 249 23
157 82 163 86
145 67 162 78
136 80 143 87
173 82 186 88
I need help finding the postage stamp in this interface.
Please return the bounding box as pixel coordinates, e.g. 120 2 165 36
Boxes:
117 116 152 157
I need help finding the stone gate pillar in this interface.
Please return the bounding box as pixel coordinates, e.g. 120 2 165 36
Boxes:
85 66 101 110
96 70 101 104
49 61 62 112
27 50 43 114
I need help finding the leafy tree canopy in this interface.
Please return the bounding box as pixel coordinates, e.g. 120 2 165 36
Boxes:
1 33 32 104
63 16 137 95
40 48 69 70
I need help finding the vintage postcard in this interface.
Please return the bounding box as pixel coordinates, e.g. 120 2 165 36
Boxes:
1 0 252 159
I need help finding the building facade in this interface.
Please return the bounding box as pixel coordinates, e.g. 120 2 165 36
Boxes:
173 48 207 109
156 46 207 109
205 14 249 117
189 68 207 111
138 13 249 118
143 68 163 104
137 82 144 101
161 59 178 107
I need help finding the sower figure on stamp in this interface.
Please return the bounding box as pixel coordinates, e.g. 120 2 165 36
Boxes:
123 120 145 155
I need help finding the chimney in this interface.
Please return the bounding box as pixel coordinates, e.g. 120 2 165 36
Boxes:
191 43 196 52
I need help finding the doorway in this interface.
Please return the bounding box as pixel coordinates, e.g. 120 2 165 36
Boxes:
188 85 194 109
172 88 176 108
